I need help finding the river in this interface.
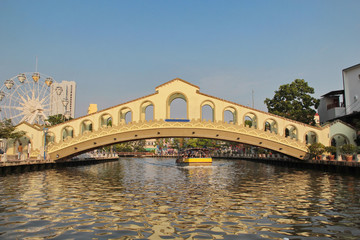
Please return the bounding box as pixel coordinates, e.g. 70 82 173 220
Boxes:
0 158 360 239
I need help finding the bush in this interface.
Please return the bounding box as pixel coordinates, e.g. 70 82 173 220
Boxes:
325 146 336 155
308 142 325 158
340 144 357 156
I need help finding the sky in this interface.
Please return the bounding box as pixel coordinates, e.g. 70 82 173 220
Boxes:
1 0 360 117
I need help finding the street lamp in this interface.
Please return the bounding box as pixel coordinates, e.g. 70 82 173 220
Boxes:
43 128 48 160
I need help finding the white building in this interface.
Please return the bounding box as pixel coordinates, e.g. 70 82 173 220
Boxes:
50 81 76 118
343 64 360 115
318 63 360 124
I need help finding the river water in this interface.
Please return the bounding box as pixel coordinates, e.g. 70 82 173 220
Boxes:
0 158 360 240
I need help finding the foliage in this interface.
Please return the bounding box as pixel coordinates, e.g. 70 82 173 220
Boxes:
264 79 320 125
113 140 146 152
114 143 133 152
307 142 325 158
0 119 26 140
132 140 146 152
169 138 182 150
325 146 337 155
185 138 218 149
244 120 252 127
340 144 357 156
47 114 72 125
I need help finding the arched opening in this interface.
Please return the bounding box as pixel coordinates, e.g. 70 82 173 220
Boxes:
223 107 237 124
201 104 214 122
285 125 298 140
119 108 132 124
62 126 74 140
224 110 234 124
167 93 187 119
305 131 318 144
46 132 55 144
244 112 257 128
140 101 154 121
125 112 132 124
264 119 278 134
145 105 154 121
100 113 112 127
81 120 93 134
331 134 350 158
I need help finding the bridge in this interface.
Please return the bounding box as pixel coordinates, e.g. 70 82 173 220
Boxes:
13 78 356 160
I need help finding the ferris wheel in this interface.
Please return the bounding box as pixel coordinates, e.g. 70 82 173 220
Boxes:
0 72 66 125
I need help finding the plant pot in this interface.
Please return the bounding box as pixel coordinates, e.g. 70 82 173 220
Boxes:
345 155 353 162
316 155 322 160
328 155 335 161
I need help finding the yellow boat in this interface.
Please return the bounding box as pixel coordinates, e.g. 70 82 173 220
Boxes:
176 148 212 166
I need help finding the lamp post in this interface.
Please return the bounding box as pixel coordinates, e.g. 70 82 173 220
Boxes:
43 128 48 160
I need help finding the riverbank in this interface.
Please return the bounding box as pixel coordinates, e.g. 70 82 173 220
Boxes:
213 154 360 174
0 155 119 175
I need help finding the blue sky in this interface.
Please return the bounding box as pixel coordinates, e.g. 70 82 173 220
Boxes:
1 0 360 117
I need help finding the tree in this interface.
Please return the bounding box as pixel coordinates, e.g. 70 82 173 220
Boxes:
264 79 320 125
47 114 73 125
307 142 325 159
0 119 26 153
0 119 26 140
185 138 217 149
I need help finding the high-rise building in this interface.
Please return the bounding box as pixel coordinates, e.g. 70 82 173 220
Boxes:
49 81 76 118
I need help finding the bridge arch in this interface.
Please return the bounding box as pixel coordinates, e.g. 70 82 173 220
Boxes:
119 107 132 124
200 100 215 122
100 113 113 128
223 106 237 124
167 92 188 119
62 126 74 140
140 100 154 121
264 118 278 134
305 131 318 144
80 119 93 135
244 112 257 129
48 120 310 161
285 124 298 140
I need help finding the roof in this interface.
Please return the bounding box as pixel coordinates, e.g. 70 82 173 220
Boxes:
343 63 360 72
321 90 344 97
155 78 200 91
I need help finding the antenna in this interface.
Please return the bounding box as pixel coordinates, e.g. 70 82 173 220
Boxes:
35 56 38 72
252 89 254 108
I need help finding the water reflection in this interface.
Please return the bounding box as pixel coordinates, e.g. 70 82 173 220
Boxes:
0 158 360 239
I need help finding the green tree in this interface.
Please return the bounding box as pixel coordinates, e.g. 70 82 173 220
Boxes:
0 119 26 140
0 119 26 153
185 138 217 148
47 114 72 125
114 143 132 152
132 140 146 152
264 79 320 125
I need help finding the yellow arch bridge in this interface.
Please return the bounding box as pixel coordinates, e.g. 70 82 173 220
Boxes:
15 79 355 161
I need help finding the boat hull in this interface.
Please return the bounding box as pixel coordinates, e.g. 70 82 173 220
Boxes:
176 157 212 166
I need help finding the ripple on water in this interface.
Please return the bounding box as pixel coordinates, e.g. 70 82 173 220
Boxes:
0 158 360 239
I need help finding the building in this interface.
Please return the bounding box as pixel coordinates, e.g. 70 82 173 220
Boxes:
317 90 345 124
318 63 360 124
87 104 98 115
343 64 360 115
49 81 76 118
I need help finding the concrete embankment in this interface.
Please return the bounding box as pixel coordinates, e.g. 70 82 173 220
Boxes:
0 156 119 175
